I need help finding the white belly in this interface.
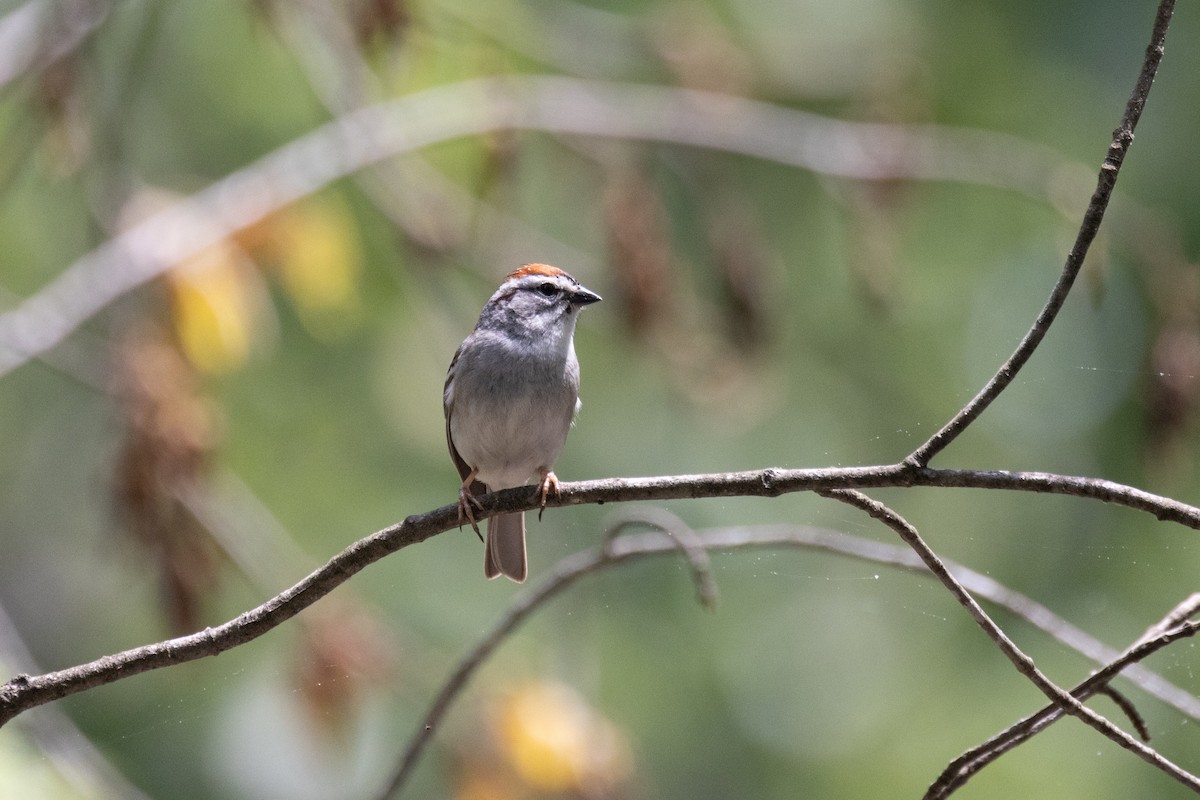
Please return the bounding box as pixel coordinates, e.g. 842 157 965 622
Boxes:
450 391 577 489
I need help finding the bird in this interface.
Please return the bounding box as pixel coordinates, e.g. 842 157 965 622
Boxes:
443 264 601 582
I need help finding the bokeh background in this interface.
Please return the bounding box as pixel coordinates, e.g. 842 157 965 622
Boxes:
2 0 1200 798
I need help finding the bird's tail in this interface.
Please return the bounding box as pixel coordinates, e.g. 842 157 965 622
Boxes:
485 511 527 583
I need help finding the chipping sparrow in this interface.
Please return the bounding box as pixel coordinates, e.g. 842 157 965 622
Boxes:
444 264 602 583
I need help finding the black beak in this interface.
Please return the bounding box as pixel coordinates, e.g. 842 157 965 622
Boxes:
570 286 602 307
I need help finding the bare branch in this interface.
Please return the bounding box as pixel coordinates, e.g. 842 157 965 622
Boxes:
602 507 718 610
828 489 1199 786
928 595 1200 798
0 3 1185 797
1096 685 1151 743
1133 592 1200 648
379 522 1200 798
0 76 1091 380
821 488 1199 790
3 463 1200 728
907 0 1176 467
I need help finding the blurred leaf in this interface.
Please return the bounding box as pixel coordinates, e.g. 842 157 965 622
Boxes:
166 241 266 374
36 53 90 176
649 3 754 94
352 0 413 51
291 601 398 737
493 681 633 796
708 201 773 355
112 324 223 634
603 165 678 342
247 198 365 340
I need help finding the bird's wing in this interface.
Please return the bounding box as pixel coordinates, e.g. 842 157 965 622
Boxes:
444 348 485 491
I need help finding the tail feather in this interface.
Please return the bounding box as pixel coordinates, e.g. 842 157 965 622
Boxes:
485 512 527 583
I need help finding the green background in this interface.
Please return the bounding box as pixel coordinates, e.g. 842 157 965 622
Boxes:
2 0 1200 798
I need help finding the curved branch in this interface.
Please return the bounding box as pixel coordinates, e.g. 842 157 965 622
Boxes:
0 500 456 728
906 0 1176 467
2 463 1199 728
602 507 719 610
0 76 1088 379
379 522 1200 798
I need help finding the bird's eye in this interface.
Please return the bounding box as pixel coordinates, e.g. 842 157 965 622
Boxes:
536 282 559 297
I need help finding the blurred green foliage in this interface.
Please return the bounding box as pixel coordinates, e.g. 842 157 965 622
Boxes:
2 0 1200 798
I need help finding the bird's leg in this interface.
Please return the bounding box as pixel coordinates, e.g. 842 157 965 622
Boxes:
458 468 486 541
535 469 560 521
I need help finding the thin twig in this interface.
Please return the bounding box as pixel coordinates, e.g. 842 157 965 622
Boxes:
927 597 1200 799
602 507 718 610
3 463 1200 728
1133 592 1200 648
906 0 1176 467
819 488 1200 791
1096 685 1151 743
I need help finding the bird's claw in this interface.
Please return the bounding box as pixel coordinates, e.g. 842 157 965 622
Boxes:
536 471 560 522
456 482 484 544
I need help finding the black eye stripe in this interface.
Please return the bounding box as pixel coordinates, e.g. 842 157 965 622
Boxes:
535 281 559 297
